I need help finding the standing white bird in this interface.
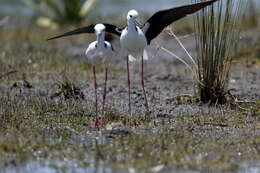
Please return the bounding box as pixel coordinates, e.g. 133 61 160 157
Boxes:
86 24 115 129
78 24 115 129
48 0 218 114
120 9 149 114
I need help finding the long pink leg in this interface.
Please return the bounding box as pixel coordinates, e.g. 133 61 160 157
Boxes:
102 67 108 116
126 56 131 114
141 56 149 112
92 66 100 129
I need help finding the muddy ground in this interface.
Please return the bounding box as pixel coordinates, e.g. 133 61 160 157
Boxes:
0 26 259 172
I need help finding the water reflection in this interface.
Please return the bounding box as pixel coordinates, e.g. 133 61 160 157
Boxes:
2 161 260 173
1 161 125 173
0 131 260 173
0 134 122 173
237 162 260 173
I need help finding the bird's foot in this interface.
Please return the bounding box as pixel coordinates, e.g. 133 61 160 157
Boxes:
144 102 149 111
93 115 103 131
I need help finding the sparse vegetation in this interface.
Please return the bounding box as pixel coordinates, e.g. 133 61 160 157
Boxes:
1 25 260 172
0 0 260 172
0 91 259 171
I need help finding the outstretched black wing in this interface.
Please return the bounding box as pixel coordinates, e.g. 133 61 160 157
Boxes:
47 23 122 40
144 0 218 44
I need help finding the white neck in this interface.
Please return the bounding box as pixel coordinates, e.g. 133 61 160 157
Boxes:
127 19 137 31
96 32 105 46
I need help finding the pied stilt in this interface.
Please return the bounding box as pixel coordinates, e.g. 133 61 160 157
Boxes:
60 24 115 129
87 24 115 129
48 0 218 114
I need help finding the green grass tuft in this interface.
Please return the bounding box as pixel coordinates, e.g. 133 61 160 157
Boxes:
193 0 246 104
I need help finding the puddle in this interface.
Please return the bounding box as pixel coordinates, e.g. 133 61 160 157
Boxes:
237 162 260 173
1 161 260 173
0 134 122 173
0 160 128 173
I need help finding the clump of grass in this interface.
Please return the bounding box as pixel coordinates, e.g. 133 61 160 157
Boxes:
193 0 245 104
22 0 99 24
51 75 85 100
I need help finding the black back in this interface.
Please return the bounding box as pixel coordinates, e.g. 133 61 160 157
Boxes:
144 0 218 44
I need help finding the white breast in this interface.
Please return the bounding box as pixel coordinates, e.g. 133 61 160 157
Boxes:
85 41 115 66
120 26 147 55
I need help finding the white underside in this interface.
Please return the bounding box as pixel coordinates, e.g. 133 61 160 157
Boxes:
85 41 115 66
120 25 148 61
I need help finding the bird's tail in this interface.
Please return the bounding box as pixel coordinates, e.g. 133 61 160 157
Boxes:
128 50 149 62
128 54 137 62
143 49 149 60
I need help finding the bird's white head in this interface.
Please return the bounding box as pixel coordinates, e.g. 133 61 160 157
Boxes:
127 9 139 21
94 23 106 36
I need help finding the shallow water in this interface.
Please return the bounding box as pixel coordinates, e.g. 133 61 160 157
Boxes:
2 160 260 173
1 129 260 173
1 161 122 173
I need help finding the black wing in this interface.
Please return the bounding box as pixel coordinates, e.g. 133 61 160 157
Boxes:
47 23 122 40
144 0 218 44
